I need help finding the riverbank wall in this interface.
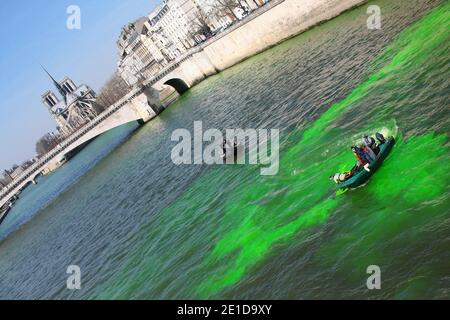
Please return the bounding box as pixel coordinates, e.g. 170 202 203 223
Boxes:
150 0 368 95
196 0 368 73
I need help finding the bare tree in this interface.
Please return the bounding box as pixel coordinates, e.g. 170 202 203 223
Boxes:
96 72 131 109
190 8 214 40
36 133 61 156
211 0 242 20
235 0 251 14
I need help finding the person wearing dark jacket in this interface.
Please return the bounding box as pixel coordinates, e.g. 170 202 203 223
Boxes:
351 146 372 172
363 134 380 155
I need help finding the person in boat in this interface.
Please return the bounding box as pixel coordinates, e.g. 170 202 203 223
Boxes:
221 139 228 156
375 132 386 144
363 134 380 155
222 138 235 158
361 144 376 161
329 171 353 184
351 146 372 172
352 146 369 165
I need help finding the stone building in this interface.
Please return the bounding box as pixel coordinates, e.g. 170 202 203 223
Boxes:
0 172 12 187
118 1 201 86
117 17 168 86
41 69 98 137
145 0 197 59
117 0 268 86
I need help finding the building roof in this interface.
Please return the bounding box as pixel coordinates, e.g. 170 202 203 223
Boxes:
120 17 148 45
118 16 149 59
42 67 68 104
148 4 169 26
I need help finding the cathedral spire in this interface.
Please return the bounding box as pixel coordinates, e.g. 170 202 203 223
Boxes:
41 65 67 104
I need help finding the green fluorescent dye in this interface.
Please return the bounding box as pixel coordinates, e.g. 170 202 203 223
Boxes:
316 132 449 273
368 133 449 203
196 2 450 298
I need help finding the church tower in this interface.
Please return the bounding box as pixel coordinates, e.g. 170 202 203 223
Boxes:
41 67 99 137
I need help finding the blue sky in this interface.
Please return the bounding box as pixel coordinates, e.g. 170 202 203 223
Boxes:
0 0 159 170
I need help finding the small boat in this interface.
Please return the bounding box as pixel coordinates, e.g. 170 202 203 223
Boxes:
338 136 396 189
221 143 241 160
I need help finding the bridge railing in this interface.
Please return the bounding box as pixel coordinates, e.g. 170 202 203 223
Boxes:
1 27 235 201
1 41 206 202
0 76 149 201
1 61 178 201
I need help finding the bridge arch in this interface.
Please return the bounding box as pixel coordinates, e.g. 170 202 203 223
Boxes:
163 78 190 95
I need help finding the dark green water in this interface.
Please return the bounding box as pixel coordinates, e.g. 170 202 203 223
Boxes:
0 0 448 299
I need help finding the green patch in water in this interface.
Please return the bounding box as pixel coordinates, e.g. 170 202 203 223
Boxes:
195 2 450 298
317 132 449 274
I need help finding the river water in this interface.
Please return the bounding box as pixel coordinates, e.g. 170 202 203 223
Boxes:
0 0 448 299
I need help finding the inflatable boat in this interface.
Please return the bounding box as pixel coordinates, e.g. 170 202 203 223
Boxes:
339 137 396 189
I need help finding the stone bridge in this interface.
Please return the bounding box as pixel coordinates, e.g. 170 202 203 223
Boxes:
0 49 219 208
0 0 366 208
51 48 220 167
